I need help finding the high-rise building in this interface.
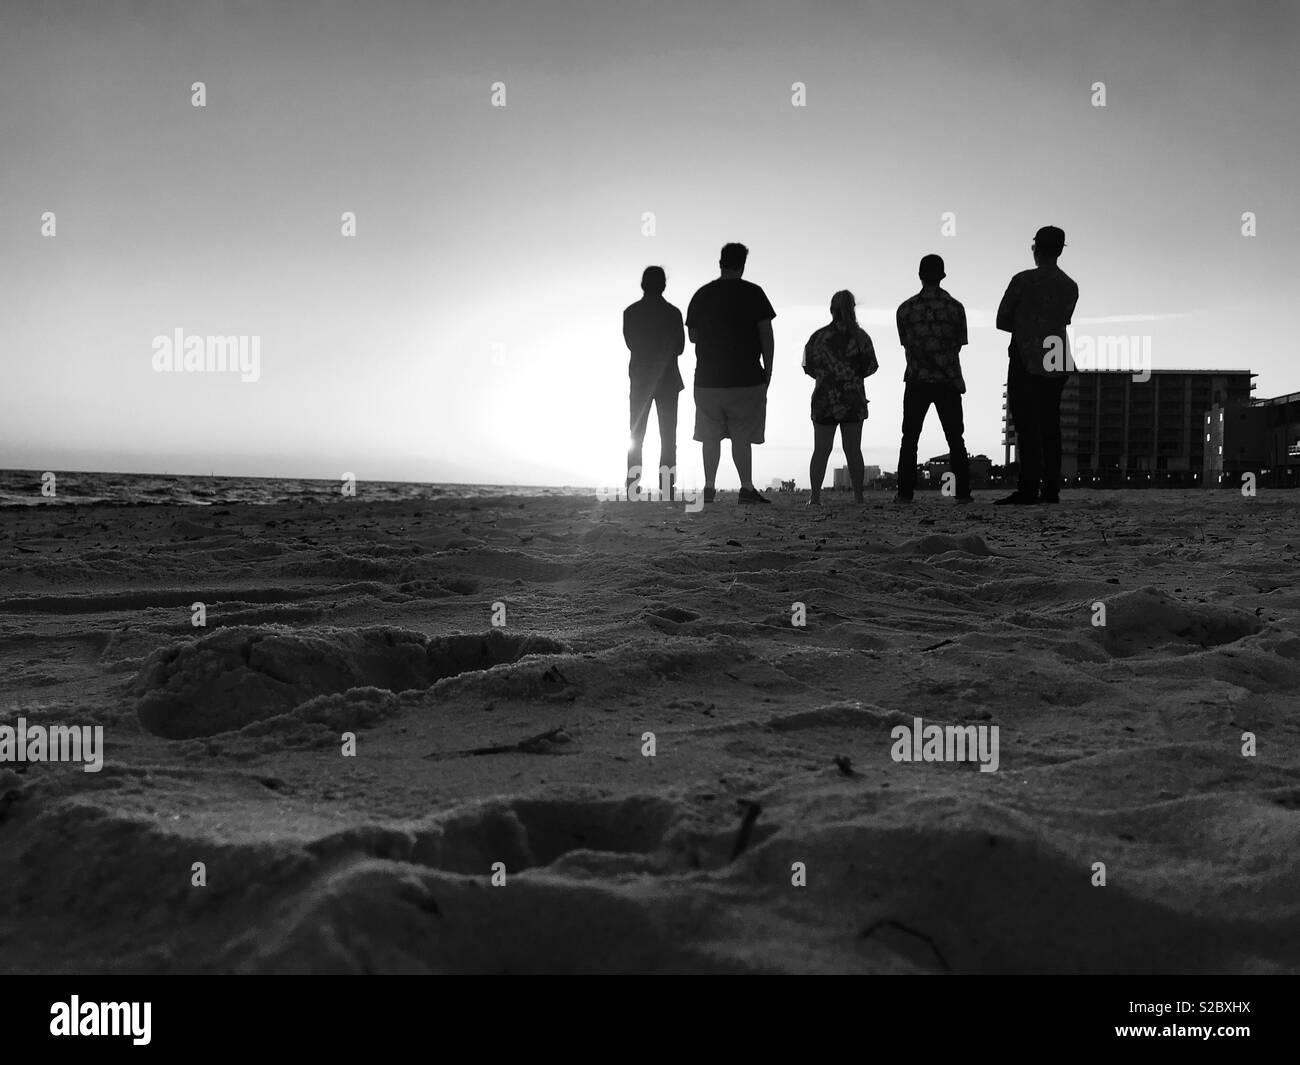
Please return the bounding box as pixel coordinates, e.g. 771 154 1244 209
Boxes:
1002 369 1255 486
1205 390 1300 487
831 465 881 489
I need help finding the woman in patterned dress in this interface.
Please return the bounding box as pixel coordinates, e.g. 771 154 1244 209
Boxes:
802 290 879 504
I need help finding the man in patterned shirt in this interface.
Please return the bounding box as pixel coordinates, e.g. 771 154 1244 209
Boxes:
995 225 1079 505
894 254 971 504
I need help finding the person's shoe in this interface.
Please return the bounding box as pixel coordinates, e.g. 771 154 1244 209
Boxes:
1039 493 1060 504
954 494 974 505
806 497 822 506
993 491 1038 506
703 486 716 503
738 486 771 505
892 494 914 504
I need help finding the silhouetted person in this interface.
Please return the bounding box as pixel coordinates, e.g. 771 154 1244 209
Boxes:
685 243 776 504
895 254 972 505
623 265 684 498
803 290 877 504
995 226 1079 505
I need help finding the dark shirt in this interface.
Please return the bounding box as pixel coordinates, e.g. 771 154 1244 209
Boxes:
623 296 685 393
685 277 776 389
996 265 1079 378
896 287 968 393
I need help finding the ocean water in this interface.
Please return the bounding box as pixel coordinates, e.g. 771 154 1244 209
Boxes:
0 470 598 507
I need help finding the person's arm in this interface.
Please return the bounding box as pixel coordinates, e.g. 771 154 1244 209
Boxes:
896 306 912 382
802 335 817 378
623 308 634 352
995 278 1018 333
670 307 685 358
685 294 698 346
860 332 879 378
957 303 968 349
758 318 774 385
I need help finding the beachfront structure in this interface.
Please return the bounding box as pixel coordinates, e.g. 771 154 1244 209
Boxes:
1204 390 1300 487
919 453 991 488
1002 369 1256 486
831 465 882 490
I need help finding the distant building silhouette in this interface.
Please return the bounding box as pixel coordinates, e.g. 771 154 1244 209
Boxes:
921 452 991 487
1003 369 1256 487
1205 389 1300 487
833 464 880 489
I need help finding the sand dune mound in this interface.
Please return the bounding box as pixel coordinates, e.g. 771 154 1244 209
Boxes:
895 533 992 557
5 492 1300 974
0 793 715 974
132 626 569 739
240 859 706 974
737 812 1289 974
1093 587 1262 657
304 795 680 875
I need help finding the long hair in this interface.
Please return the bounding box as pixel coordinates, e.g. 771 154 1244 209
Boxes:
830 289 857 329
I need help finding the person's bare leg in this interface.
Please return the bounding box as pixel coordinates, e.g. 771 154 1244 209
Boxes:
731 439 754 491
840 420 865 502
809 423 835 503
702 439 721 491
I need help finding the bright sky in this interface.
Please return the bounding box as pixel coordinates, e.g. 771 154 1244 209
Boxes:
2 0 1296 489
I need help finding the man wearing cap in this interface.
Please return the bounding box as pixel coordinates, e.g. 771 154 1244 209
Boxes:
894 254 971 504
995 225 1079 505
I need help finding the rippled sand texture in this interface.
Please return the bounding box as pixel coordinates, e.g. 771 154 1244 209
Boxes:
1 490 1298 973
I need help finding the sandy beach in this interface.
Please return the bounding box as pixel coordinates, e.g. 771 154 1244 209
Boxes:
1 489 1298 973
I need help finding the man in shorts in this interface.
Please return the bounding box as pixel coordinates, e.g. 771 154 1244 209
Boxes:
685 243 777 504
